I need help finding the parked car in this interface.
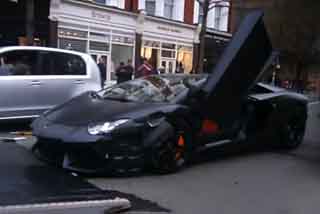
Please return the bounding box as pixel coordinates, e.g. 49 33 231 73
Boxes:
31 11 308 175
0 46 101 121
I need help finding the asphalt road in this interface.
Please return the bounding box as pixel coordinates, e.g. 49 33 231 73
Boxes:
89 102 320 214
0 102 318 214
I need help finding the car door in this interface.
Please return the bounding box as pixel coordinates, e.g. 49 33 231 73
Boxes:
0 49 42 119
199 11 273 131
36 50 90 111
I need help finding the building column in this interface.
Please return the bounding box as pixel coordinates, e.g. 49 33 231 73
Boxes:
135 10 146 68
49 20 58 48
192 24 201 73
135 33 142 67
192 42 200 73
26 0 35 45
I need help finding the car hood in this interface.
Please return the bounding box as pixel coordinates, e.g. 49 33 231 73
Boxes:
43 92 175 126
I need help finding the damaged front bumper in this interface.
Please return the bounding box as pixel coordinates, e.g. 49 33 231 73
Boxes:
33 135 146 175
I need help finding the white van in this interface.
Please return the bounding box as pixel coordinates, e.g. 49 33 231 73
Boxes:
0 46 101 120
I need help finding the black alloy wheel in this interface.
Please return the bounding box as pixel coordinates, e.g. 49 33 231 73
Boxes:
152 122 191 174
279 117 306 149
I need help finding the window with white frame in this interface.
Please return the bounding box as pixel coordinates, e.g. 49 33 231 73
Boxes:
214 6 222 29
145 0 156 15
198 4 204 24
164 0 174 19
95 0 106 4
95 0 122 8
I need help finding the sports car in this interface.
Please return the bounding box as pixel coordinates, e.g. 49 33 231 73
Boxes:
31 11 308 174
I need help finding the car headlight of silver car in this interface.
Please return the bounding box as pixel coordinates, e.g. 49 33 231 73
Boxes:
88 119 129 135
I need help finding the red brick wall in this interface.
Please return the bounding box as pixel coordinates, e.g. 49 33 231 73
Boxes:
184 0 194 25
125 0 138 12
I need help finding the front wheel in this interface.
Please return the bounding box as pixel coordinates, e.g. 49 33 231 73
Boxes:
151 122 191 174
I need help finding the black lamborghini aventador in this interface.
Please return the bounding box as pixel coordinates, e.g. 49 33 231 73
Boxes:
31 11 308 175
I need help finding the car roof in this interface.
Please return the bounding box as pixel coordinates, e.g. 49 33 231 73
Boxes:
0 46 90 58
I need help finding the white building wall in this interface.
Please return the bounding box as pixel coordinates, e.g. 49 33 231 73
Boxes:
193 1 199 24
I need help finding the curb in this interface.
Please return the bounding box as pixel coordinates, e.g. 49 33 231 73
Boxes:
0 198 131 214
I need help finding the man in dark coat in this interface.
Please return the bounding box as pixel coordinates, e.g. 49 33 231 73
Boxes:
116 61 133 84
97 57 107 87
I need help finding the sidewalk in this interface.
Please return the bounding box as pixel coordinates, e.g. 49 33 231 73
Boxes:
0 140 130 213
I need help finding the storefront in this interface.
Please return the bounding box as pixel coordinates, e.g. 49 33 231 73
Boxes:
141 17 195 74
50 0 137 82
50 0 196 81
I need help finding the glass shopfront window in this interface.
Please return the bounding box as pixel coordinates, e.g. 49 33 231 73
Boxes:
58 22 135 82
59 38 87 52
177 45 193 73
111 44 133 81
141 40 193 74
58 28 88 52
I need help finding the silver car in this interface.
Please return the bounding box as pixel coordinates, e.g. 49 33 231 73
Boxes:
0 46 101 120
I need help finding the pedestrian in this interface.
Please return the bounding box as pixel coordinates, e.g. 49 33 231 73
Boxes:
115 62 130 84
123 59 134 81
135 58 153 78
176 62 185 73
97 57 106 88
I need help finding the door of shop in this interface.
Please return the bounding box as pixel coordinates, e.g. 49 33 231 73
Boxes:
160 59 176 74
90 53 110 85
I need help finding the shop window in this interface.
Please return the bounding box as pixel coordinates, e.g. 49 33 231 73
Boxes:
89 32 110 42
59 38 87 52
111 44 133 80
89 41 110 52
146 0 156 15
58 28 88 39
143 40 160 48
161 43 176 50
164 0 174 19
161 50 175 58
112 35 134 44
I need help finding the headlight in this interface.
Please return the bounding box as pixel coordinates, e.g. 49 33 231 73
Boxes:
88 119 129 135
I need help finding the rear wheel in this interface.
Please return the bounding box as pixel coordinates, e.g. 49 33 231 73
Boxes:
277 116 306 149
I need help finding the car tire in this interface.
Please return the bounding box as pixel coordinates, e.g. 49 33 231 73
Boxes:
151 120 191 174
277 115 306 150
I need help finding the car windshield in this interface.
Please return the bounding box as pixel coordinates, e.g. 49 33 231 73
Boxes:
97 75 206 103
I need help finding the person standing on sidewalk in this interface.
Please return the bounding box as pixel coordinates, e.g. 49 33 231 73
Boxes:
97 57 107 88
122 59 134 81
135 58 153 78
